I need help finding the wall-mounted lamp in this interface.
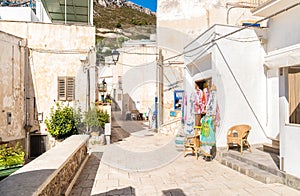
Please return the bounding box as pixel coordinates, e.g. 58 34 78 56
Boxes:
80 55 88 63
80 55 89 72
38 112 43 123
112 49 120 64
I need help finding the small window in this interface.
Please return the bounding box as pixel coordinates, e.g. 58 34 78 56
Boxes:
174 90 184 110
58 76 75 101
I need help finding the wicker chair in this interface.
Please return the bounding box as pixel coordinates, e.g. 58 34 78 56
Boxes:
227 124 251 154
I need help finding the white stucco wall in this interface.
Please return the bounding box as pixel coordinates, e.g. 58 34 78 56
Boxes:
0 21 95 135
115 39 184 125
254 2 300 178
118 41 158 117
0 31 26 142
0 7 39 22
157 0 260 53
266 5 300 52
184 25 268 147
35 0 52 23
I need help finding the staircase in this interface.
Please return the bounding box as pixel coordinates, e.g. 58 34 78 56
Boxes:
263 138 280 155
216 147 283 184
216 146 300 191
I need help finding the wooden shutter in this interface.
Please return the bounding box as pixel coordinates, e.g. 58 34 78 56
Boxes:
66 77 75 101
288 67 300 124
58 77 66 101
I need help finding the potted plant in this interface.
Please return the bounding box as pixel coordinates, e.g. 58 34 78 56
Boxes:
83 107 110 134
0 143 25 178
45 102 81 140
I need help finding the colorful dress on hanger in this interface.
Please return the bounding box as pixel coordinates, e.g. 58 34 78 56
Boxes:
194 89 203 114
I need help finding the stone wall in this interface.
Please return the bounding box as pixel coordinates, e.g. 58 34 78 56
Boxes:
0 135 89 196
39 144 87 195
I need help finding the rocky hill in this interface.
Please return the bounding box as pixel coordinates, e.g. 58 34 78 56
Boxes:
94 0 156 29
94 0 156 51
95 0 155 15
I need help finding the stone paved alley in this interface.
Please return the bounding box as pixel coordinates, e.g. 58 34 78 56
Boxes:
70 130 300 196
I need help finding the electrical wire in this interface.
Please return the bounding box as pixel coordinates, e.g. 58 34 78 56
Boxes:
184 32 217 58
121 51 158 55
29 48 89 54
117 61 156 67
215 43 269 139
163 2 300 62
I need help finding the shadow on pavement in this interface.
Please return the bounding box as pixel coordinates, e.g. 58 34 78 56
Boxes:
69 152 102 196
92 186 136 196
111 110 151 142
162 188 187 196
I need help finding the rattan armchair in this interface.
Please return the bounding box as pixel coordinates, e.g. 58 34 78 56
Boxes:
227 124 251 154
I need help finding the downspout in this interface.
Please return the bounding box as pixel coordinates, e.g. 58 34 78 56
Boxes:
226 3 256 25
206 9 210 28
20 39 31 158
64 0 67 24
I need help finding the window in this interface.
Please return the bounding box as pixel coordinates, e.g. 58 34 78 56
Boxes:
174 90 184 110
288 66 300 124
58 76 75 101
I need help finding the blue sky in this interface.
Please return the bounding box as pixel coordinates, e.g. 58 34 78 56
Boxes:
129 0 157 12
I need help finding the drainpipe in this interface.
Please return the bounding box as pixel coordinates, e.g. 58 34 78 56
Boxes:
226 2 256 25
20 39 31 158
206 9 210 28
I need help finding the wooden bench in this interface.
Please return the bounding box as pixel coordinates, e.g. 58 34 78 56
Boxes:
227 124 251 154
184 127 201 159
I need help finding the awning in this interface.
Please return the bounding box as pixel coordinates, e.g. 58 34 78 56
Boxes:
41 0 92 25
265 44 300 69
186 53 212 77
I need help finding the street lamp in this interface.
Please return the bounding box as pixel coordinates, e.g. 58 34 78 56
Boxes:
111 49 120 64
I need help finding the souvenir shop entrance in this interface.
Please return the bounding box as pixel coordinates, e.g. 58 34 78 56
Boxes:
193 78 219 160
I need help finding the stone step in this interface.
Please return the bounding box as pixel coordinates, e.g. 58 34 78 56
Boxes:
272 139 280 147
263 143 279 155
223 151 281 177
219 156 284 184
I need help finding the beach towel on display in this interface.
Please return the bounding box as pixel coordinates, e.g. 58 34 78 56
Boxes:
200 116 216 155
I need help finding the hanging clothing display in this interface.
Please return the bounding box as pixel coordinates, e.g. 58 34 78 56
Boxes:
200 116 216 156
206 89 216 116
200 116 216 145
201 87 209 114
194 88 203 126
194 89 203 114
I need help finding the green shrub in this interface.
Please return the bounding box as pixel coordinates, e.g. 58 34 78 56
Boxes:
0 143 25 167
83 107 110 129
45 103 80 139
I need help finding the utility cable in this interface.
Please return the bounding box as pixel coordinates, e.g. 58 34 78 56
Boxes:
163 2 300 62
215 43 269 139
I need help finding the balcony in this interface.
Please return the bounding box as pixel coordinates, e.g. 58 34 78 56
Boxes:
242 0 270 7
252 0 298 17
227 0 270 7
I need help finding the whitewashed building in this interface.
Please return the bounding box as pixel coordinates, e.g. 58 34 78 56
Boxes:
184 24 268 147
0 0 95 156
253 0 300 178
156 0 265 132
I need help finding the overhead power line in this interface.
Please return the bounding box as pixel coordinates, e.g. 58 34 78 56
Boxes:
163 2 300 62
